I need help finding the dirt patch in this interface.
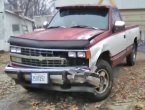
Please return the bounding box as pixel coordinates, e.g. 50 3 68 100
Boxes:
0 52 18 99
0 52 145 110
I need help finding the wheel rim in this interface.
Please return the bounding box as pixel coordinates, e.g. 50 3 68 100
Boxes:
133 49 136 62
95 69 109 94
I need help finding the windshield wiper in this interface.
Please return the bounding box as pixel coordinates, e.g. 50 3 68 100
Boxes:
47 26 66 29
71 25 98 29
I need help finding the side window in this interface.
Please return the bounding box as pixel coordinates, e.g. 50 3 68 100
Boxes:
112 8 122 25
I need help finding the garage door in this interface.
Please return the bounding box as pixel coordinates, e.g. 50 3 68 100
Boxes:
120 9 145 30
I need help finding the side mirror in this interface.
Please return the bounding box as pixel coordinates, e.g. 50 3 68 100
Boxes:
113 21 125 32
43 21 49 29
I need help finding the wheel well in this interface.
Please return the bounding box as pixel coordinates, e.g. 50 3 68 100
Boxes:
98 51 112 65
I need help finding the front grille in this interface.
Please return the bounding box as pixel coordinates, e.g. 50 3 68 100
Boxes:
11 46 89 67
21 48 67 57
21 48 52 56
22 58 68 67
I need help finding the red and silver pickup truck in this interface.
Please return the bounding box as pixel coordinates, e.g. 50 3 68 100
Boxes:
5 5 140 101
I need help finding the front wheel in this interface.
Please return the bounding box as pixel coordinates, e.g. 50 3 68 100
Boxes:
88 59 113 101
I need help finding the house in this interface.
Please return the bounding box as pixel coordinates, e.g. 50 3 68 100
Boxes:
0 0 34 51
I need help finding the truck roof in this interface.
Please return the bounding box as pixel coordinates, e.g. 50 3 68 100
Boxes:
56 5 115 9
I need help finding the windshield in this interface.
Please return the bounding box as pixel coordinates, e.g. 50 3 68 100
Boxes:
48 8 109 30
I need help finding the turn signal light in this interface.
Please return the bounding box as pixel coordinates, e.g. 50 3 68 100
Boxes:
85 51 91 59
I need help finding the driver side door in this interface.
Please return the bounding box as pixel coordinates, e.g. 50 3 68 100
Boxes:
110 8 127 65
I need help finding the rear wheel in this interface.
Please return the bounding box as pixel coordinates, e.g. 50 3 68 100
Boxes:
88 59 113 101
126 44 137 66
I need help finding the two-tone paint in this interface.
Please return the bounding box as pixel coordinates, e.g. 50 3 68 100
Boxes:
89 26 140 70
5 5 140 94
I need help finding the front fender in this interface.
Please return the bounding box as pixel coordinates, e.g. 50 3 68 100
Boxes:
89 41 111 72
89 43 104 72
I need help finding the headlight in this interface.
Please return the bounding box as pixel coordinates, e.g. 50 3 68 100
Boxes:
16 48 21 53
10 47 21 53
68 52 76 58
11 57 22 63
77 52 86 58
68 51 91 59
10 47 17 53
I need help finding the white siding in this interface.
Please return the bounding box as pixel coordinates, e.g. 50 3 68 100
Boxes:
0 0 4 12
0 12 33 51
120 9 145 30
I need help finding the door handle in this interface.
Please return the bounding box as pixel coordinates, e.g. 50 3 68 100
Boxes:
124 35 126 39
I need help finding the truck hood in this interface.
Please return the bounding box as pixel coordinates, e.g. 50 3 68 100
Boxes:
10 28 106 49
18 28 105 41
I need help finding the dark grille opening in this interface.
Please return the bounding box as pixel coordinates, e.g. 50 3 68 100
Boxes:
22 58 68 67
68 58 89 66
21 58 88 67
21 48 68 57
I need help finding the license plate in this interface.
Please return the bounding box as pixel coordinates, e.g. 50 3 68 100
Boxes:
31 73 48 84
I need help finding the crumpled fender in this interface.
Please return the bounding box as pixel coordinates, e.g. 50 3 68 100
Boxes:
89 41 111 72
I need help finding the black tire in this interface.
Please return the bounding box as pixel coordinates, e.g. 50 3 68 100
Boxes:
88 59 113 101
126 44 137 66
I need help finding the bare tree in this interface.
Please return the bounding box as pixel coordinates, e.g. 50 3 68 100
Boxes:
5 0 55 18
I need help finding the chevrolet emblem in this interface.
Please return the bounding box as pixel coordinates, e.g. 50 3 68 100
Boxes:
38 55 46 61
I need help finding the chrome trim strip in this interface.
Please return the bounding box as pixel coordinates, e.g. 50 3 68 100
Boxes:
11 62 89 69
5 65 90 73
10 53 66 61
10 45 89 52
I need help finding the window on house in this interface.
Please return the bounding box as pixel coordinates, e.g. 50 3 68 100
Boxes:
12 24 20 32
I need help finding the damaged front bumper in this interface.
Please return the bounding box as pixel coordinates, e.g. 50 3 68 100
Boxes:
5 64 100 93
